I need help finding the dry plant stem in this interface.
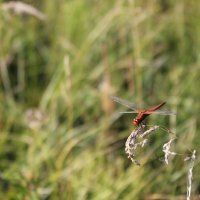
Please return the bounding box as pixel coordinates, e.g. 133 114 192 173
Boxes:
185 150 196 200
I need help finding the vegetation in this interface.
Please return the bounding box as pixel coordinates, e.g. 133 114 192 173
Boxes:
0 0 200 199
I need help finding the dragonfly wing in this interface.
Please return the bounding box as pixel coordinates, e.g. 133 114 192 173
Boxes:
111 96 137 111
145 110 176 115
119 111 139 114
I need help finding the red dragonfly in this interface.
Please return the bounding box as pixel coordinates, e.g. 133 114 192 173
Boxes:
112 96 176 126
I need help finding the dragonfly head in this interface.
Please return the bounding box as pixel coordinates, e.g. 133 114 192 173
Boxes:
133 118 139 126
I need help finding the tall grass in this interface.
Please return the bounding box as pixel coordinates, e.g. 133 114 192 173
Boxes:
0 0 200 199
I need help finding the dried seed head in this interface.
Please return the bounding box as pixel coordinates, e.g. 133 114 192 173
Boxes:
125 125 159 165
24 108 47 129
162 138 176 165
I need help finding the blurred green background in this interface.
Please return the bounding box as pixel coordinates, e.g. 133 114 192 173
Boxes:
0 0 200 199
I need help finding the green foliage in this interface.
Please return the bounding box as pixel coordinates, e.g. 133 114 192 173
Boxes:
0 0 200 199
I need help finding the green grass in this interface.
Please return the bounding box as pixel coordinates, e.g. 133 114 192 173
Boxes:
0 0 200 199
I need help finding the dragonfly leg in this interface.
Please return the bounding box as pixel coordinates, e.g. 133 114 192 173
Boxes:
140 120 147 128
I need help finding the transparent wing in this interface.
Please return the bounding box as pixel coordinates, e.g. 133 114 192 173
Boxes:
145 110 176 115
111 96 137 111
112 96 176 116
119 111 139 114
120 110 176 115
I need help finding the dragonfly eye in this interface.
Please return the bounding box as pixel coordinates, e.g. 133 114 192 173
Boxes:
133 119 138 125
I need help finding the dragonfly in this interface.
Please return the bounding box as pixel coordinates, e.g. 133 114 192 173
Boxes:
112 96 176 126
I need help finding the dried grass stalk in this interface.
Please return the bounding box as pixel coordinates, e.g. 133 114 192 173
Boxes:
2 1 46 20
184 150 196 200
